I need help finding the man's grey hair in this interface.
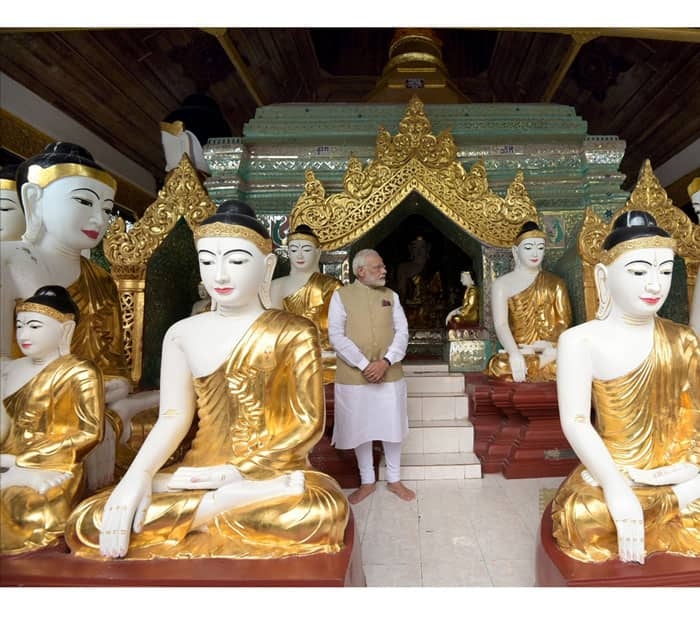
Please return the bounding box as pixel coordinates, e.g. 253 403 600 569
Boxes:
352 249 380 275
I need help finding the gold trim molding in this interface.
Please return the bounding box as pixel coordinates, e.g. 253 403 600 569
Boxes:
290 96 539 250
578 159 700 320
104 153 216 383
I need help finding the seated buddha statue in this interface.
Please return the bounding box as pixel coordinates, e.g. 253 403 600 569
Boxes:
270 224 342 383
1 286 105 555
446 271 479 329
65 200 349 560
396 235 444 328
552 210 700 564
689 177 699 334
0 142 159 489
0 164 25 242
486 221 572 382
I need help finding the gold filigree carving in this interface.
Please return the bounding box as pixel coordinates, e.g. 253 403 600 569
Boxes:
289 96 539 250
578 159 700 320
104 153 216 383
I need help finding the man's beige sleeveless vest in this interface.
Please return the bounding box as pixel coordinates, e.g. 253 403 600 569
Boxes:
335 281 404 385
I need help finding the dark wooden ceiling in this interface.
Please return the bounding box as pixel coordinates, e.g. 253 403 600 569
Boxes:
1 27 699 201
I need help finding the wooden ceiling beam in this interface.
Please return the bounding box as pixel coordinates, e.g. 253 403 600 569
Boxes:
201 28 266 107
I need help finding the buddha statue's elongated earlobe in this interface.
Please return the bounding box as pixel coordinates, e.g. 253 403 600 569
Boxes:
258 253 277 309
20 182 44 243
58 320 76 356
511 245 521 269
594 262 612 320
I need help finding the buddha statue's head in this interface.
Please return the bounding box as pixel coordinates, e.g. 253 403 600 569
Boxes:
408 235 430 265
688 177 700 221
595 210 675 320
512 221 546 271
0 164 25 241
460 271 474 287
287 224 322 273
161 94 231 174
15 285 80 358
194 200 276 310
16 142 116 251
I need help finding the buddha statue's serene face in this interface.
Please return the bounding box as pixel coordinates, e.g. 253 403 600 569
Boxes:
460 271 474 287
288 238 321 273
15 311 66 359
605 246 674 318
514 237 545 271
24 175 114 251
0 187 25 241
409 238 429 265
197 235 270 308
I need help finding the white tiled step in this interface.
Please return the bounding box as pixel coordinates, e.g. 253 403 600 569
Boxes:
378 452 482 480
405 374 465 394
402 362 449 375
402 419 474 454
407 392 469 421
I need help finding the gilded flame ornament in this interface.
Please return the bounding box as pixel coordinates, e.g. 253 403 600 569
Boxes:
290 96 539 250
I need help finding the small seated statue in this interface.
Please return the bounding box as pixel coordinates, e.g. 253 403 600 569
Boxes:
552 210 700 564
0 142 159 488
486 221 572 382
65 200 349 560
689 177 699 334
397 235 444 329
1 286 105 555
446 271 479 329
0 165 25 242
270 224 342 383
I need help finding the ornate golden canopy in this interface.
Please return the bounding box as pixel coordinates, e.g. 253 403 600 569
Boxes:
290 96 539 250
578 159 700 320
104 153 216 383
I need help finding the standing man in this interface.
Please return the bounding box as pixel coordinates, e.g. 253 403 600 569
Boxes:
328 248 415 504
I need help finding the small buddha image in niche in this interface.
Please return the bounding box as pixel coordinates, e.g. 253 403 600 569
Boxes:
446 270 479 331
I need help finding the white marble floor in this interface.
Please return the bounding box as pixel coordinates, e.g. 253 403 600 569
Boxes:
346 473 565 587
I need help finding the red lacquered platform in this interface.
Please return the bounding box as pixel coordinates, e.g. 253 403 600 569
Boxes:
0 512 365 587
536 502 700 587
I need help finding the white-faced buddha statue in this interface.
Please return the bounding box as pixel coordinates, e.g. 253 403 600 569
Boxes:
65 200 348 560
486 221 572 382
270 224 342 383
1 286 105 555
0 164 25 242
552 210 699 564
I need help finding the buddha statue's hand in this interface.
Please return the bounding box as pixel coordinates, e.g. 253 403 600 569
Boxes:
0 461 73 494
508 350 527 382
538 343 557 368
104 377 131 405
626 463 699 487
603 482 645 564
168 464 243 490
99 469 152 558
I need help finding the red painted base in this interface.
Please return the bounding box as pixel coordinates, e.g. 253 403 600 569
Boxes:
466 374 578 478
0 512 365 587
536 502 700 586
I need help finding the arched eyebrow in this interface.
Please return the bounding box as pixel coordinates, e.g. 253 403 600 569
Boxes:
224 248 253 256
197 248 216 256
18 318 44 325
624 260 652 267
71 187 114 203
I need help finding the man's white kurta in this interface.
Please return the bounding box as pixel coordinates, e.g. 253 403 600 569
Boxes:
328 289 409 449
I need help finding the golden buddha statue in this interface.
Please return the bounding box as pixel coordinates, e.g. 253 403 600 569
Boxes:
0 164 25 242
1 286 105 555
446 271 479 328
270 224 342 383
486 221 572 382
396 235 444 328
1 142 159 489
65 201 348 560
552 211 699 564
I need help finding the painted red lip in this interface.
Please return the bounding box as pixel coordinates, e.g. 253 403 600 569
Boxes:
641 297 661 304
214 288 234 295
82 229 99 239
20 343 31 348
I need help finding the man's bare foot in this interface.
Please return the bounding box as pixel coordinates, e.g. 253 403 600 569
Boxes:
348 483 376 505
387 481 415 501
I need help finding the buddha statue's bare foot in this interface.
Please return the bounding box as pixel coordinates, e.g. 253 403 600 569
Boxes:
348 483 376 505
386 481 415 502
